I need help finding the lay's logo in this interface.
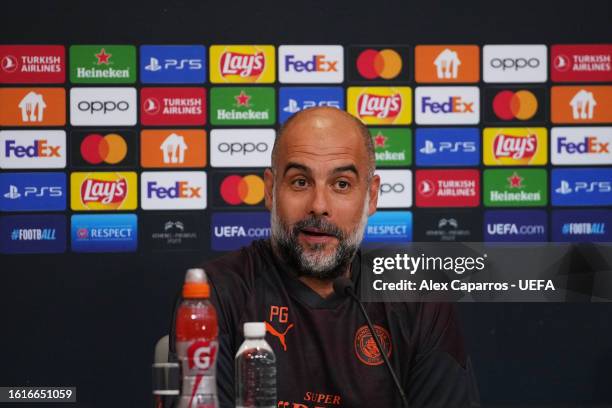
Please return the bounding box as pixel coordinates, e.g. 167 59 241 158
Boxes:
347 87 411 125
210 45 275 83
483 128 548 165
71 172 137 211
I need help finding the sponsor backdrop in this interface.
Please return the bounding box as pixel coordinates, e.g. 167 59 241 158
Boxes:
1 0 611 406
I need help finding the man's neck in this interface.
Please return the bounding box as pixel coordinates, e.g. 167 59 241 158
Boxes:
298 268 351 299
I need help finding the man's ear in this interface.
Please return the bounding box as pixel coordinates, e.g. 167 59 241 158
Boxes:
264 168 274 211
368 174 380 216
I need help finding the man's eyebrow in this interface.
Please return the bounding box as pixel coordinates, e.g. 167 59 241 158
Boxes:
332 165 359 177
283 162 311 176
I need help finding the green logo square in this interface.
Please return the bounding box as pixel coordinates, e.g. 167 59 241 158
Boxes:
370 128 412 167
70 45 136 84
210 87 275 125
484 168 547 207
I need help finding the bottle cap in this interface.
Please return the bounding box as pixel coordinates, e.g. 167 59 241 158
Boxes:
182 268 210 298
244 322 266 338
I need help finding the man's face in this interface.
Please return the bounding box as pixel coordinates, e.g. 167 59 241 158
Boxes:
264 108 380 280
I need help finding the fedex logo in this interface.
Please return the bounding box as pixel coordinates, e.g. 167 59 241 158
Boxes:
147 181 202 199
0 130 65 169
421 96 474 113
285 55 337 72
557 136 609 154
279 46 343 83
415 87 479 125
552 127 612 165
5 139 61 158
141 171 206 210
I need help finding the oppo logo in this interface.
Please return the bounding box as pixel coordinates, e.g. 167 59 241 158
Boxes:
77 100 130 114
490 57 541 71
217 142 269 155
380 183 405 194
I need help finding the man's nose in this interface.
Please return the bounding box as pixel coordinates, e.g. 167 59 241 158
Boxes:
308 184 330 217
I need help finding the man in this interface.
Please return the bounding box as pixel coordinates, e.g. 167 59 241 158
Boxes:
170 107 479 407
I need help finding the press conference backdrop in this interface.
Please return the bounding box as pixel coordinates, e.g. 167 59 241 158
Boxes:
1 0 611 406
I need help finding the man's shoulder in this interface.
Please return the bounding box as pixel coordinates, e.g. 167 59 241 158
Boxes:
201 239 273 290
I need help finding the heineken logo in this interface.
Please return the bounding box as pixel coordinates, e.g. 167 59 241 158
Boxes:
369 128 411 167
484 169 547 207
211 87 275 125
70 45 136 84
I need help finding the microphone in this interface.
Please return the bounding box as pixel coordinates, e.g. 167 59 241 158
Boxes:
333 277 409 408
152 335 180 408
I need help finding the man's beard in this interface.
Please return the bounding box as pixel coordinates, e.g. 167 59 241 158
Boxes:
270 193 369 280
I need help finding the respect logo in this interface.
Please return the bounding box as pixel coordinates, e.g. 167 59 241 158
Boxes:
210 45 275 83
347 87 412 125
70 172 137 211
483 128 548 165
364 211 412 243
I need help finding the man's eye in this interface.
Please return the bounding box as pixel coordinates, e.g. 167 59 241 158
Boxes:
292 178 308 188
335 180 350 190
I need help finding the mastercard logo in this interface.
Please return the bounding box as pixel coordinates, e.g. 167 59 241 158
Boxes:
80 133 128 165
220 174 264 205
356 49 403 80
492 90 538 121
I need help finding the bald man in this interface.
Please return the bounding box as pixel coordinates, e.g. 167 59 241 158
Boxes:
170 107 479 407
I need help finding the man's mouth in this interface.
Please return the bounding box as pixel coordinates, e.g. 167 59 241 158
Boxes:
299 227 338 244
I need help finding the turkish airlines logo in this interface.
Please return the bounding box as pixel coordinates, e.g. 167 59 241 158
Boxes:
140 87 206 126
551 45 612 82
415 169 479 208
0 45 65 83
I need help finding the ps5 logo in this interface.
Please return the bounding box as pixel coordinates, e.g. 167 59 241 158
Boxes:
555 180 611 194
419 140 477 154
3 184 63 199
283 98 341 114
144 57 203 72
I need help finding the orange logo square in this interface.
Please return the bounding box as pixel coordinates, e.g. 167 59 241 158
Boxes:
141 129 207 168
0 87 65 126
415 45 479 83
551 86 612 124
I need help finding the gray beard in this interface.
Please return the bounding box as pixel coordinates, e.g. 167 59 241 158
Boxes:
270 193 369 280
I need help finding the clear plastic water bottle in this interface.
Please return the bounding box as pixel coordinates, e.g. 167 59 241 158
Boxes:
235 322 277 408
